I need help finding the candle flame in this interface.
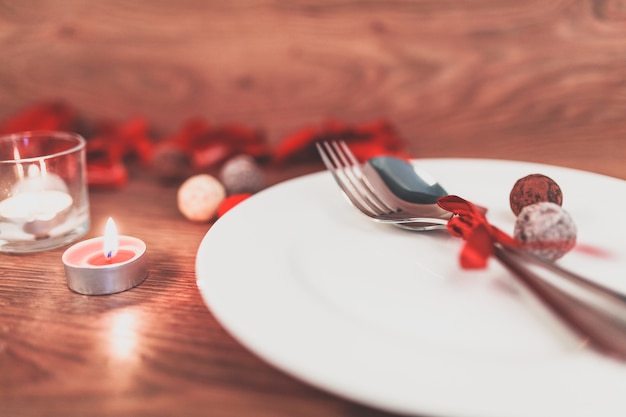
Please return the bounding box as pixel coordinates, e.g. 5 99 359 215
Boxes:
103 217 119 260
27 163 40 177
13 146 24 178
39 158 48 178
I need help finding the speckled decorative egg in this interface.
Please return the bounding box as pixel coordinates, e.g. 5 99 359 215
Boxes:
513 202 576 261
219 154 264 195
509 174 563 216
177 174 225 222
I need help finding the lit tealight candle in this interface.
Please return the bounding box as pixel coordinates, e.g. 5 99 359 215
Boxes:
62 218 148 295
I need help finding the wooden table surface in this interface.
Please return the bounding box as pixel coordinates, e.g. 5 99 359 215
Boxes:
0 163 407 417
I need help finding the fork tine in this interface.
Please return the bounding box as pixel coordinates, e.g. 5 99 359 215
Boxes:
333 141 397 213
329 141 391 215
321 140 400 215
316 142 389 218
315 142 373 215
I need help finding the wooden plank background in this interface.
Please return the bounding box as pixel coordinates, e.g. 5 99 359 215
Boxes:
0 0 625 178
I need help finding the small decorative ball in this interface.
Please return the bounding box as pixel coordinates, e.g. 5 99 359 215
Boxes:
177 174 225 222
152 144 193 182
513 202 577 261
219 154 264 195
509 174 563 216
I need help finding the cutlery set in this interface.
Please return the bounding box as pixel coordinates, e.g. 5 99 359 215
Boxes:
316 140 626 360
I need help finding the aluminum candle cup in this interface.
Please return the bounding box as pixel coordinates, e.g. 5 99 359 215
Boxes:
62 235 148 295
0 131 90 253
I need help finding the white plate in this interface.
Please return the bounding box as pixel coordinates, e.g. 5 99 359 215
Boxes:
196 159 626 417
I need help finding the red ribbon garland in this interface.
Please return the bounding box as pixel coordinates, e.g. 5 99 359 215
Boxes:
437 195 519 269
0 102 410 189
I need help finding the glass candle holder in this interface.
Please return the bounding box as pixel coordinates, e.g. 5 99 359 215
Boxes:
0 131 90 253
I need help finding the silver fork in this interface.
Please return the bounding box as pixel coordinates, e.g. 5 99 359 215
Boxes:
315 140 451 230
316 139 626 360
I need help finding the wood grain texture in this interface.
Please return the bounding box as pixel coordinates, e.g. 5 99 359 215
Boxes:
0 166 402 417
0 0 625 178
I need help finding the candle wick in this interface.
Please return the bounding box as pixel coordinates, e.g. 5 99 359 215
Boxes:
106 250 113 261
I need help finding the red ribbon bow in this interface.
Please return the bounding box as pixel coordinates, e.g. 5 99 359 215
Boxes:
437 195 519 269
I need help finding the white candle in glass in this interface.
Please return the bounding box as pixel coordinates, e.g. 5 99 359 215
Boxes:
0 160 73 237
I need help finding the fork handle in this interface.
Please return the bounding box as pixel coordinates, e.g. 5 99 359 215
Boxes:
494 245 626 359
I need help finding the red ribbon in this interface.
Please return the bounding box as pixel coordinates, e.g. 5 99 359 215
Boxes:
437 195 519 269
0 100 79 134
